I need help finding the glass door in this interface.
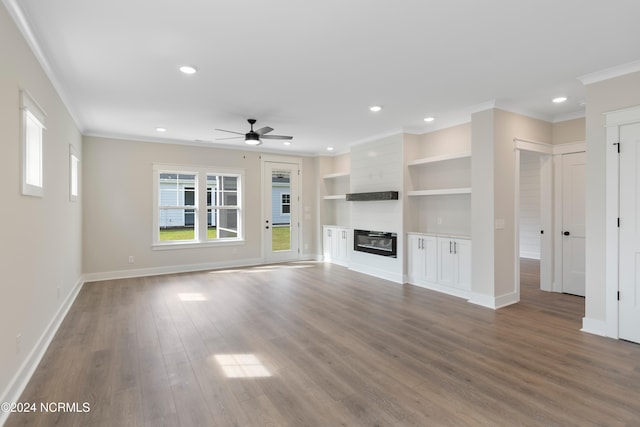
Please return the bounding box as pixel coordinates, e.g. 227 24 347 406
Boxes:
263 162 299 263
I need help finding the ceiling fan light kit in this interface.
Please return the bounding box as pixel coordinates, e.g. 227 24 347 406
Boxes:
215 118 293 146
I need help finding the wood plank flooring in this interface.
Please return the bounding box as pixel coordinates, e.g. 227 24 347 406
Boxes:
6 260 640 426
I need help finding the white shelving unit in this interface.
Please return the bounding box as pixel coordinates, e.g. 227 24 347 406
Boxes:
407 151 472 196
405 149 472 241
408 188 472 197
322 171 350 200
407 151 472 167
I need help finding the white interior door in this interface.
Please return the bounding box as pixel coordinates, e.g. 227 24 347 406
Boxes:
263 162 299 263
619 122 640 344
561 152 586 296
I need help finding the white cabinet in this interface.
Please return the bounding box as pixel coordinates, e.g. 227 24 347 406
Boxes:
407 233 471 298
323 226 350 266
408 234 437 285
437 237 471 291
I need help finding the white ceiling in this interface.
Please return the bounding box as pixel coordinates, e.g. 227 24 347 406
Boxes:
6 0 640 155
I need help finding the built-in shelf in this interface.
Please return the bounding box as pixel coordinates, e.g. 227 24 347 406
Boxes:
323 172 350 179
323 194 347 200
407 151 472 167
408 188 472 197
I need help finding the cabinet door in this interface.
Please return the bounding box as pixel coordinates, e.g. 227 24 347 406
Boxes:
437 238 457 287
423 236 437 284
454 238 471 291
336 228 349 264
323 227 334 261
408 234 425 283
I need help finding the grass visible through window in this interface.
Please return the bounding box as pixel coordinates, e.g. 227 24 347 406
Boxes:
159 226 290 249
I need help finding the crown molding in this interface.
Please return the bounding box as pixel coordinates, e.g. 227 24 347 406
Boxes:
578 59 640 85
2 0 84 132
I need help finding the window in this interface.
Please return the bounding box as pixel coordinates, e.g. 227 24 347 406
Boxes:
70 145 79 201
153 165 243 247
207 175 240 239
281 193 291 214
20 90 46 197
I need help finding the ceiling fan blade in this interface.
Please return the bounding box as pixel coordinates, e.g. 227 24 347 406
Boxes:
261 134 293 140
255 126 274 136
215 128 244 135
215 136 244 140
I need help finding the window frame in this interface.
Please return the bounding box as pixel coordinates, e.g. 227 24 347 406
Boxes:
20 90 47 197
153 164 244 249
281 193 291 215
69 145 80 201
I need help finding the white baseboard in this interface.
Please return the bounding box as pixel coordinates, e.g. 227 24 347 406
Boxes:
348 263 403 284
468 291 519 309
0 277 84 427
407 281 470 300
581 317 610 338
83 257 264 282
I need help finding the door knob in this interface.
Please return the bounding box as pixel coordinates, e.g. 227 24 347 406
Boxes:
563 231 570 236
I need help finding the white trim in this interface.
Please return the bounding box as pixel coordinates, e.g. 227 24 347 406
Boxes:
605 121 622 339
604 105 640 127
552 110 585 123
83 257 265 283
468 291 519 310
348 262 403 284
407 281 470 301
69 145 79 202
513 138 553 154
0 277 83 427
3 0 83 130
578 60 640 86
580 317 610 338
552 141 586 155
514 144 554 294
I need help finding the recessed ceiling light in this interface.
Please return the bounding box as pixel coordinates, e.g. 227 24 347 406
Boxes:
369 106 382 112
179 65 198 74
424 117 435 122
156 127 167 132
283 141 292 146
327 147 335 151
552 96 567 104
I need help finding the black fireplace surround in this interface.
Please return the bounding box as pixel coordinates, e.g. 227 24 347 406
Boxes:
353 229 397 258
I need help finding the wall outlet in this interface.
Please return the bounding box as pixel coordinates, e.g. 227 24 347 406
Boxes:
16 333 22 354
128 255 134 264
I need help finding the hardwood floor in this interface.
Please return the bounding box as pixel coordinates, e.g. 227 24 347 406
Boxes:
6 260 640 426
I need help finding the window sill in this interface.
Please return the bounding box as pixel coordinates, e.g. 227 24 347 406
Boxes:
152 239 245 251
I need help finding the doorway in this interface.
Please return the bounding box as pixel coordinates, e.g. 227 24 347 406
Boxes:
263 161 300 263
515 142 553 296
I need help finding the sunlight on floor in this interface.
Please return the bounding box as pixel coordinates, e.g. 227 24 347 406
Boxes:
177 292 207 301
209 262 317 274
214 354 272 378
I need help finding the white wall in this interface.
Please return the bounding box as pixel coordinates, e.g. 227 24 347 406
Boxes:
83 136 318 278
0 2 83 412
349 134 404 282
584 71 640 332
519 151 541 259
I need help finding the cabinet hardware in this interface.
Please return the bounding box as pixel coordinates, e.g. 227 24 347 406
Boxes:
563 231 570 236
449 241 452 254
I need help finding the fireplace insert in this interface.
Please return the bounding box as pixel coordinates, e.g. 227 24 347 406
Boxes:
353 229 397 258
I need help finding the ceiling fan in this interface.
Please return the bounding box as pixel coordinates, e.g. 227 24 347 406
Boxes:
215 119 293 146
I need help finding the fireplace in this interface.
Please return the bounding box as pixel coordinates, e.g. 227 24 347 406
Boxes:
353 229 397 258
